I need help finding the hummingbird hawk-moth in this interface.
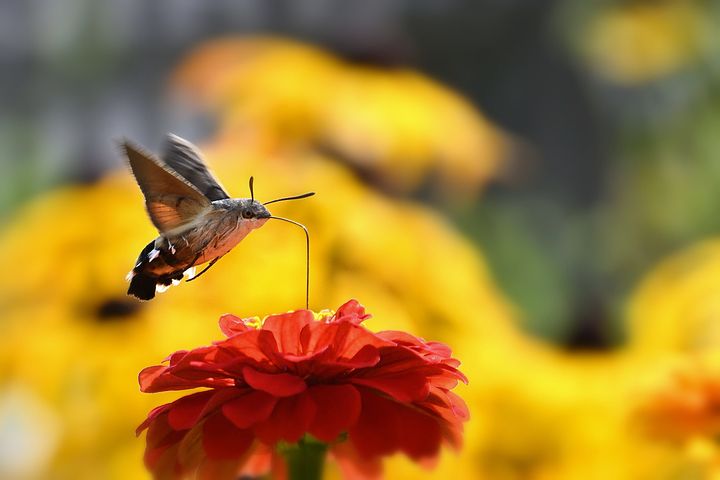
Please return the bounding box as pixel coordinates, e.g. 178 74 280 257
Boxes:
123 134 313 302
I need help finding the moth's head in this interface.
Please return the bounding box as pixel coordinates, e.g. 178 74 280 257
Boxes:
237 199 271 222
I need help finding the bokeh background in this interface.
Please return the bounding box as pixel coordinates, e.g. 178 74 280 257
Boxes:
4 0 720 478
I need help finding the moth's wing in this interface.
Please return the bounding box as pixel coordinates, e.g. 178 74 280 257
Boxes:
162 134 230 201
122 140 211 234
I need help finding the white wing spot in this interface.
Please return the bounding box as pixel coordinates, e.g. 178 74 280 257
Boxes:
184 267 197 280
148 248 160 262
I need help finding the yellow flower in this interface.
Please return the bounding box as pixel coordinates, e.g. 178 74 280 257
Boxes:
459 346 712 480
626 239 720 356
318 66 504 197
172 36 507 198
172 36 341 145
623 352 720 479
634 352 720 441
582 2 707 84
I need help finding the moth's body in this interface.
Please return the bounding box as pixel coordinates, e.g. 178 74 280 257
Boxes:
122 134 286 300
133 199 270 286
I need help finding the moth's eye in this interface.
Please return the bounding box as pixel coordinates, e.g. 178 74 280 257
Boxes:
242 210 254 219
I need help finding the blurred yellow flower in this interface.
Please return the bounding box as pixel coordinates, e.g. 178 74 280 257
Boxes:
318 67 503 197
627 352 720 480
172 37 341 145
172 36 507 198
582 2 707 84
627 239 720 356
621 239 720 478
635 352 720 441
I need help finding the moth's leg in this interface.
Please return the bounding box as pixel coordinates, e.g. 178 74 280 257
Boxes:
186 256 222 282
159 234 177 254
157 236 175 260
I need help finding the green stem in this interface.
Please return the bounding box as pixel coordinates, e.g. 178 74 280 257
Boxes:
280 436 328 480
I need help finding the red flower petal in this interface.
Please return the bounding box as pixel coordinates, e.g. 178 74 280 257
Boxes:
138 365 170 392
221 329 277 365
351 371 429 403
146 411 185 451
144 438 182 475
139 348 236 393
242 366 307 397
168 390 215 430
219 313 253 337
334 344 381 369
347 393 398 458
254 392 317 443
443 390 470 422
175 422 204 470
197 458 243 480
349 388 441 460
307 384 361 442
238 443 275 478
334 300 371 324
197 388 247 419
143 444 168 470
222 390 277 428
331 441 383 480
310 321 392 364
202 413 254 460
137 403 171 436
394 404 442 460
421 387 470 427
139 300 468 479
282 345 330 364
164 349 189 364
262 309 314 355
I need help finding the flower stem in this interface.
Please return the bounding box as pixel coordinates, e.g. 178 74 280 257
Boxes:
280 436 328 480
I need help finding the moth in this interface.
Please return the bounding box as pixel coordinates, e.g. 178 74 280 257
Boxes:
123 134 313 302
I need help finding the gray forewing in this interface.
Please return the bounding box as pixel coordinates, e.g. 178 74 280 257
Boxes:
162 134 230 201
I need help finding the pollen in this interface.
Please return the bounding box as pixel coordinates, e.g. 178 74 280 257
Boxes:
243 316 263 329
313 309 335 322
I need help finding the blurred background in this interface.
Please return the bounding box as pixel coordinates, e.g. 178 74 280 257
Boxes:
4 0 720 478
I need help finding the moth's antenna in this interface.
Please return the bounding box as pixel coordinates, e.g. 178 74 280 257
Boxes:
249 176 255 202
269 216 310 309
263 192 315 205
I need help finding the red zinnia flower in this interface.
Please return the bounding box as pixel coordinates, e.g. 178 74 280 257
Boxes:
137 300 468 479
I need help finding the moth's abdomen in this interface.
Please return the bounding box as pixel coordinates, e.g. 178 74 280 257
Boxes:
126 238 192 300
191 216 269 265
127 272 158 300
126 212 269 300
